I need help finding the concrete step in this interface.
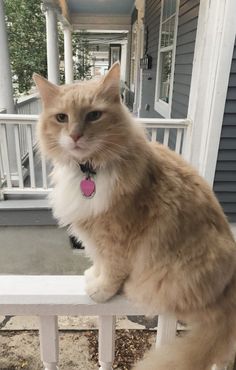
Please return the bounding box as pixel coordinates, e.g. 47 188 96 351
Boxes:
0 199 56 226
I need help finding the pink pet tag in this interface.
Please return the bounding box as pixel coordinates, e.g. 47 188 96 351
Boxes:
80 177 96 198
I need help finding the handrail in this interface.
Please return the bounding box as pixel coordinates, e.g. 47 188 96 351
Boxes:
0 275 144 316
0 114 191 197
0 275 177 369
0 113 38 124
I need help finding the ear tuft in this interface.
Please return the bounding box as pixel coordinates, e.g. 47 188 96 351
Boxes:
33 74 59 106
101 62 121 102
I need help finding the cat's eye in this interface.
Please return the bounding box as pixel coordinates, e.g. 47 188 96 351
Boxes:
56 113 68 123
86 111 102 122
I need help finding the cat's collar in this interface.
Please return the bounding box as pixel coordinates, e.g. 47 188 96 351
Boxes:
79 161 96 176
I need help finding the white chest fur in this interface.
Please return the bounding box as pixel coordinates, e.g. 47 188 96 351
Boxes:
50 164 116 226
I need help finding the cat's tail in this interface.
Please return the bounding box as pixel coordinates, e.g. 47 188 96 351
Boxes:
133 311 236 370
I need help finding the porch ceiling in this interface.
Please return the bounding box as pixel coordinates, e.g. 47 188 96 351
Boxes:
53 0 135 31
67 0 135 16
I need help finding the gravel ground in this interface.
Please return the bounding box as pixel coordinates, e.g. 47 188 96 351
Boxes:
0 330 156 370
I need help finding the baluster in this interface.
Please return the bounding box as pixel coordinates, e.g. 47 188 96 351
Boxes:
151 128 157 142
14 125 24 188
0 123 12 188
39 316 59 370
98 315 115 370
156 314 177 347
175 128 182 154
26 124 36 187
163 128 170 147
41 155 48 189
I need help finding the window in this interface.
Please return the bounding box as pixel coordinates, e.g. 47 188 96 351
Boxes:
155 0 179 117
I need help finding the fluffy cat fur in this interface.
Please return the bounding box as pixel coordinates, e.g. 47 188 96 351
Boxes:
34 63 236 370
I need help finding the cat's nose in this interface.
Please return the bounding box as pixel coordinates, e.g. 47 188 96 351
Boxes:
70 133 82 142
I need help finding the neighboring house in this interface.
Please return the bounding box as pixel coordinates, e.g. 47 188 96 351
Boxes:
129 0 236 222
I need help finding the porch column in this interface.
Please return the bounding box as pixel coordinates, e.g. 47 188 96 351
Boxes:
187 0 236 185
0 1 15 113
45 5 59 84
125 31 132 85
0 0 18 181
133 0 145 115
120 41 127 82
63 26 74 84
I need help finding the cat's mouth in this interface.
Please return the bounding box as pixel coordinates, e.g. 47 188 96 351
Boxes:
69 141 95 161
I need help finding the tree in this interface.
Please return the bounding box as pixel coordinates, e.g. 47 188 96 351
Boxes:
4 0 92 95
73 32 92 80
4 0 47 95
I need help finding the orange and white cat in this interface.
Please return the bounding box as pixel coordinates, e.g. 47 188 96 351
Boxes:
34 63 236 370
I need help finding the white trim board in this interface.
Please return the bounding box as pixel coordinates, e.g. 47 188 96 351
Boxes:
187 0 236 186
154 0 180 118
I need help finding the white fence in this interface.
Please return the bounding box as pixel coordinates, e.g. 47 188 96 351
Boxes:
0 114 191 198
0 275 177 370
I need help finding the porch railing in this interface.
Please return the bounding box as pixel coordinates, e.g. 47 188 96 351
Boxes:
0 275 177 370
0 114 191 198
15 94 41 162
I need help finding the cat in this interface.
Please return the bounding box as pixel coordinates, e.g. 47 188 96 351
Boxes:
34 62 236 370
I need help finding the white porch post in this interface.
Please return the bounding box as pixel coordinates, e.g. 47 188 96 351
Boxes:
0 0 18 180
63 26 73 84
120 41 127 82
125 31 132 85
133 0 145 116
45 5 59 84
187 0 236 186
0 0 15 113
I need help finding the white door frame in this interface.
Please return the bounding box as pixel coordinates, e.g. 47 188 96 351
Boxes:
187 0 236 186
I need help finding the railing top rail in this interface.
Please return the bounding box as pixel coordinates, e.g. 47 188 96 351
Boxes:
0 114 191 127
138 118 191 128
0 275 145 316
0 114 39 124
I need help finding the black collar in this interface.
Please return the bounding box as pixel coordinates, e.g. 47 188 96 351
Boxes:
79 161 96 175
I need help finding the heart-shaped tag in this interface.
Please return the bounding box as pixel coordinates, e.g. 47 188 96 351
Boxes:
80 177 96 198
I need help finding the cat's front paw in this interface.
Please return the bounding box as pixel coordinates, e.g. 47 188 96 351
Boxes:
85 279 117 303
84 266 99 283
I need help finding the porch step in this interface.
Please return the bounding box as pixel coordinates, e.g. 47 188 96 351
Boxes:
0 199 56 226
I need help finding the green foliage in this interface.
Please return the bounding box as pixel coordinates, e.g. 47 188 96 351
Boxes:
4 0 47 95
73 32 92 80
4 1 92 95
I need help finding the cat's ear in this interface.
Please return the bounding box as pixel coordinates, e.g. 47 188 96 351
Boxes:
100 62 121 102
33 74 59 106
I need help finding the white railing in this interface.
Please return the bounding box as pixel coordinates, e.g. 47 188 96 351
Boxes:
0 275 177 370
0 114 191 197
0 114 49 195
15 94 41 160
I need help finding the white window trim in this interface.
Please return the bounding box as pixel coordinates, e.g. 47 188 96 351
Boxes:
154 0 179 118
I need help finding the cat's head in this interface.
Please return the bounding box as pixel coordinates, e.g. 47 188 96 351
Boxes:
34 63 134 167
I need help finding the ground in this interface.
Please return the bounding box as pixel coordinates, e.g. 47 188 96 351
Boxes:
0 330 156 370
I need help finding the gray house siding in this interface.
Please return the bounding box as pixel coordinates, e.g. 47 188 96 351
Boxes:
213 39 236 222
139 0 199 119
139 0 162 118
171 0 200 118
